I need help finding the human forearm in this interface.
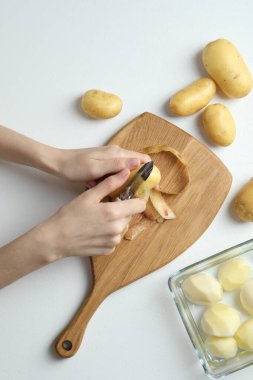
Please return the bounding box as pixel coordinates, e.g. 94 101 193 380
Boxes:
0 125 61 175
0 126 151 183
0 170 145 289
0 223 58 289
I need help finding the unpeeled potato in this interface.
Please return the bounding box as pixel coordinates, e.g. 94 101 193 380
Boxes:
81 89 122 119
202 39 253 98
202 104 236 146
169 77 216 116
234 179 253 221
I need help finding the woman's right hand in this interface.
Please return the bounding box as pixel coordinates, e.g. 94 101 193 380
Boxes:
41 168 146 259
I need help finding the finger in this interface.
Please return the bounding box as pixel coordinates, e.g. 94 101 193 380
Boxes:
118 148 151 163
92 157 141 178
98 145 151 163
88 216 131 236
85 180 97 188
85 169 130 202
88 234 122 248
104 198 146 220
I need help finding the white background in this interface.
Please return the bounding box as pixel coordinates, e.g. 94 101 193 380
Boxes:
0 1 253 379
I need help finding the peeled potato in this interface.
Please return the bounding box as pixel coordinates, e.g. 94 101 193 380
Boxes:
81 89 122 119
240 279 253 315
235 319 253 351
169 77 216 116
234 179 253 221
202 39 253 98
201 304 241 337
202 104 236 146
217 258 251 291
205 336 238 359
182 273 223 305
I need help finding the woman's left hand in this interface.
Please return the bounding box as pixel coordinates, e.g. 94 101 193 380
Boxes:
56 145 150 186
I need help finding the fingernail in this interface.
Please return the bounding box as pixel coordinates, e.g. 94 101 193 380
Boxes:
86 180 96 188
119 168 130 178
128 158 140 170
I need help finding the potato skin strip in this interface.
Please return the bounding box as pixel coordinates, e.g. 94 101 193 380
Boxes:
122 145 188 240
124 216 155 240
141 145 190 195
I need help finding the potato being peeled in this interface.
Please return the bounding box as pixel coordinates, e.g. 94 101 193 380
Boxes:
109 164 161 199
234 179 253 221
169 77 216 116
81 89 122 119
202 104 236 146
202 39 253 98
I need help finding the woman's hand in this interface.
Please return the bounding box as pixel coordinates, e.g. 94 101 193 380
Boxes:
0 169 146 288
40 168 146 258
56 145 150 185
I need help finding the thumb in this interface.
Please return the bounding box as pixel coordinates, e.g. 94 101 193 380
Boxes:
86 169 130 202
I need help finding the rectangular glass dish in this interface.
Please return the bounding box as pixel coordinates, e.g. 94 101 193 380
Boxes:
168 239 253 379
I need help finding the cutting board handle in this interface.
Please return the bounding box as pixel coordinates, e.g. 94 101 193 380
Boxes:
55 283 107 358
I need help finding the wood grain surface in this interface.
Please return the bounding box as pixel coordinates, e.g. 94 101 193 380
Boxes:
55 112 232 358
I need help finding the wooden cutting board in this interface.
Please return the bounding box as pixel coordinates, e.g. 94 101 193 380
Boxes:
55 112 232 357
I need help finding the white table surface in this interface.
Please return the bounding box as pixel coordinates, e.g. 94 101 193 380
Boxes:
0 1 253 379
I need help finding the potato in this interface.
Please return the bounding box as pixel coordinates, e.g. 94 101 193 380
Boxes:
182 273 223 305
205 336 238 359
109 164 161 199
240 279 253 315
217 259 251 291
235 319 253 351
202 39 253 98
234 179 253 221
169 77 216 116
81 89 122 119
202 104 236 146
201 304 241 337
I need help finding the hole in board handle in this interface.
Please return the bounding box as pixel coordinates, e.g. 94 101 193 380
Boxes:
62 340 73 351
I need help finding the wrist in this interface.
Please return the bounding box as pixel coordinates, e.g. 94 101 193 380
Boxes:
31 217 63 264
37 145 63 177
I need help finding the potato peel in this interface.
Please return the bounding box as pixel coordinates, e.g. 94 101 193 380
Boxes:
123 145 188 240
141 145 190 195
149 189 176 220
144 198 164 223
124 215 155 240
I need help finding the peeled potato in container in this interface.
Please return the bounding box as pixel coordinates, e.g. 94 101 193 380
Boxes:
169 77 216 116
240 279 253 315
202 104 236 146
81 89 122 119
217 258 251 291
202 39 253 98
205 336 238 359
182 273 223 305
201 303 241 337
235 319 253 351
234 179 253 221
